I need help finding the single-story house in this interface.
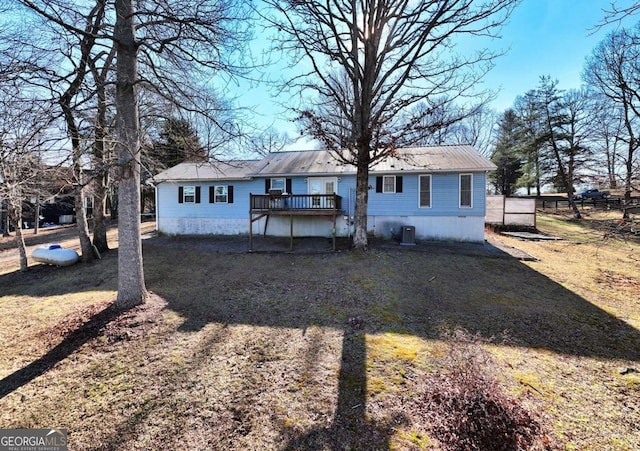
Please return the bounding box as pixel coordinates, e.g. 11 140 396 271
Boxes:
153 145 496 243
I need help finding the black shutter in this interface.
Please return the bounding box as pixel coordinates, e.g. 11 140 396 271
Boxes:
376 176 383 193
178 186 184 203
286 178 292 194
396 176 403 193
209 186 215 203
228 185 234 203
265 179 271 193
195 186 201 203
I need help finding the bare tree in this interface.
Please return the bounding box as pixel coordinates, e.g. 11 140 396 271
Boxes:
584 25 640 204
8 0 112 262
262 0 519 250
134 0 251 152
113 0 147 308
113 0 252 307
596 1 640 27
246 126 293 156
589 93 625 189
7 0 252 307
0 88 55 271
400 101 497 156
452 106 498 157
88 42 116 254
59 1 108 263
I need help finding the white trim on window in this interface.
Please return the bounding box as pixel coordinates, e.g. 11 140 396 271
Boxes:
419 174 432 208
183 185 196 203
270 178 286 192
214 185 228 203
382 175 396 193
459 174 472 208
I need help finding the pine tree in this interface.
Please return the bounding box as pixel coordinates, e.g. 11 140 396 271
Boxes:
490 109 523 196
149 117 207 172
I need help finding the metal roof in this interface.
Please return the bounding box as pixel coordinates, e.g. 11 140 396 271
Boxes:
255 145 496 176
153 160 263 182
371 145 496 173
255 150 352 176
154 146 496 182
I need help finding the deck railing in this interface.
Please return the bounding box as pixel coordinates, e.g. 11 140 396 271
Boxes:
250 193 342 212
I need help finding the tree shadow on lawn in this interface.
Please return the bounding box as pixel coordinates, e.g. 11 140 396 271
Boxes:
141 240 640 449
0 251 118 297
2 237 639 449
143 242 640 362
280 326 408 451
0 252 117 401
0 302 122 400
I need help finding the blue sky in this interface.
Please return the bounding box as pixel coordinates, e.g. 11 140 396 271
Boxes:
485 0 638 111
235 0 639 141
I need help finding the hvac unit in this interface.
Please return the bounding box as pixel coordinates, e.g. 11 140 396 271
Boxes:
400 225 415 245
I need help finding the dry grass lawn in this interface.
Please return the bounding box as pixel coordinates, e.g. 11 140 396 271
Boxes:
0 211 638 450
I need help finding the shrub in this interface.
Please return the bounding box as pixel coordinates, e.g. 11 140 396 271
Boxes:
414 329 548 450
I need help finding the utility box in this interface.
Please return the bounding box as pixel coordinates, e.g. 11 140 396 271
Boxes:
400 225 416 245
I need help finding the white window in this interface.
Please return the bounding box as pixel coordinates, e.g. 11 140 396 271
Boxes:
214 185 228 203
183 186 196 203
382 175 396 193
460 174 472 208
419 175 431 208
270 178 286 192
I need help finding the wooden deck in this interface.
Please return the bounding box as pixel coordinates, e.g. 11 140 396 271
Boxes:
249 194 343 250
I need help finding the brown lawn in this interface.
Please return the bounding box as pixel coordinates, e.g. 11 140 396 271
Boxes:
0 212 638 450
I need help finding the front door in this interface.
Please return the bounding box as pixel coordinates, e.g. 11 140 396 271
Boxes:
308 177 337 208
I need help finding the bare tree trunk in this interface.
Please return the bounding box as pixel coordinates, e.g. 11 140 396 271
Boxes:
352 162 369 251
74 184 94 262
90 45 115 254
51 1 106 263
605 136 618 189
9 206 28 271
2 214 9 237
551 149 581 219
59 83 96 263
33 196 40 235
114 0 147 309
91 116 111 254
108 186 118 220
622 148 634 219
624 144 633 204
92 177 109 253
535 156 541 197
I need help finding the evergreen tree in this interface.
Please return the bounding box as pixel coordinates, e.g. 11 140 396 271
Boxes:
149 117 207 172
490 109 522 195
512 90 550 196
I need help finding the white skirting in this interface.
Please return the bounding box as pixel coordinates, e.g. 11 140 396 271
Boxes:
157 214 485 242
158 217 249 235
